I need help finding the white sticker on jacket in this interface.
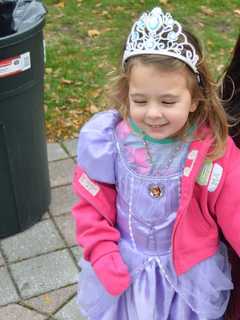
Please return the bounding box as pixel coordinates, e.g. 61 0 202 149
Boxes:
184 149 198 177
79 173 100 196
208 163 223 192
187 150 198 160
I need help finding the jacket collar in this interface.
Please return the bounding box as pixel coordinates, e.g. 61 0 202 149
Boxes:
178 127 214 213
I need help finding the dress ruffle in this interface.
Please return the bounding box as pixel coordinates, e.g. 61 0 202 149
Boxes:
78 241 231 319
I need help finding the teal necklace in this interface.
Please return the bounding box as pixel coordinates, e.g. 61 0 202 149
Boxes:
129 118 176 144
128 118 183 170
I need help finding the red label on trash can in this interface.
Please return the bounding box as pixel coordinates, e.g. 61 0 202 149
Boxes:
0 52 31 78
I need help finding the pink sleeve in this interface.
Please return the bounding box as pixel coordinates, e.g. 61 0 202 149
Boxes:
72 196 120 262
72 165 131 296
72 165 120 263
214 144 240 256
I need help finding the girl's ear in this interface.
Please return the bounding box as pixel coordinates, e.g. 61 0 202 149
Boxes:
190 100 198 112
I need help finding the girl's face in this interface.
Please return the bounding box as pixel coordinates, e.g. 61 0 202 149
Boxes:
128 63 197 140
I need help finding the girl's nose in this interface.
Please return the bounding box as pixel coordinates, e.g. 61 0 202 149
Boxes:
146 104 163 119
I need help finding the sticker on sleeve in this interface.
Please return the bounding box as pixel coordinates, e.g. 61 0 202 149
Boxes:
0 52 31 78
183 167 191 177
187 150 198 160
184 149 198 177
208 163 223 192
197 160 213 186
79 173 100 196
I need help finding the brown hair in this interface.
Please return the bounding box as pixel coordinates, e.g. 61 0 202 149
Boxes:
108 29 228 160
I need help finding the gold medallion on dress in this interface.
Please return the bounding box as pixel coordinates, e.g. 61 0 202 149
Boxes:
148 184 164 198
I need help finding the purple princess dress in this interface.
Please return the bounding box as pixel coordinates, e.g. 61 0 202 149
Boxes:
76 110 233 320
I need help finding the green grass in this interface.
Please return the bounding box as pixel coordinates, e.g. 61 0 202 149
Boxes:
43 0 240 141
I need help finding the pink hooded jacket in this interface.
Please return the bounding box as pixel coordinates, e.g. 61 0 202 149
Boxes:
73 133 240 273
72 129 240 316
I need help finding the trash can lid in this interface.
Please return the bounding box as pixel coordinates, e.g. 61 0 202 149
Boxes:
0 17 45 49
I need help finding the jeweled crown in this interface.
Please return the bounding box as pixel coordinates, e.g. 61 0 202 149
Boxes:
122 7 199 74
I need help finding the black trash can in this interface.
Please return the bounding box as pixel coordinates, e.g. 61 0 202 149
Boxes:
0 17 50 238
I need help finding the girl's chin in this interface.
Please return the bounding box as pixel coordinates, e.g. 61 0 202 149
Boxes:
145 127 171 140
148 133 169 140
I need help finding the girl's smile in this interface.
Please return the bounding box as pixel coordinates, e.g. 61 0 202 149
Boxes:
128 63 197 140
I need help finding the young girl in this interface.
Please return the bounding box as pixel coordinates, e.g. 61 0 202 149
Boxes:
72 7 240 320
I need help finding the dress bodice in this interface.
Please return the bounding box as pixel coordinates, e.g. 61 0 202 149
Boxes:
114 119 190 255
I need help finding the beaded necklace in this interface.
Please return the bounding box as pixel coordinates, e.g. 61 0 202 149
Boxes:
129 118 184 172
142 139 183 172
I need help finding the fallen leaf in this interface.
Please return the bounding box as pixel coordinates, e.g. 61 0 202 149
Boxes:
55 107 61 113
207 40 213 47
89 104 99 114
90 88 102 98
220 48 225 55
61 79 74 85
67 97 79 104
101 27 112 33
45 68 53 74
196 21 204 28
200 6 214 16
234 9 240 16
55 13 64 19
217 64 224 72
101 10 109 16
98 62 105 68
88 29 100 38
54 1 64 9
159 0 169 5
116 6 124 11
44 83 50 91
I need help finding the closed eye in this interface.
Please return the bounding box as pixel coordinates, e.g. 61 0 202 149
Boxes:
162 101 176 105
133 100 147 104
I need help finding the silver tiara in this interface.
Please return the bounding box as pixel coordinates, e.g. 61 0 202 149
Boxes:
122 7 199 74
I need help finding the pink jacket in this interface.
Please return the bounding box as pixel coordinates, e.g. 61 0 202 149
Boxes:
72 132 240 274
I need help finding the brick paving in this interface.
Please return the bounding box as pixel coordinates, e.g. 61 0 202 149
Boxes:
0 139 86 319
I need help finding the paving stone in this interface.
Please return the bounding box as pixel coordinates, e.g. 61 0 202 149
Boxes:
0 267 19 306
23 284 77 315
49 159 75 187
49 185 77 217
62 139 78 157
71 246 82 263
0 304 46 320
10 249 78 299
1 220 65 262
54 214 76 247
47 143 68 162
0 251 5 266
54 295 86 320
